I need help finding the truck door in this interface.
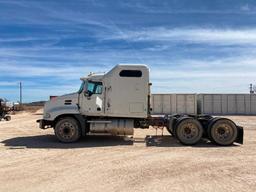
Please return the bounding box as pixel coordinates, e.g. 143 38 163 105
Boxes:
81 81 104 116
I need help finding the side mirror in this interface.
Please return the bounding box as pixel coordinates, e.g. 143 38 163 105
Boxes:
84 90 93 97
84 91 89 97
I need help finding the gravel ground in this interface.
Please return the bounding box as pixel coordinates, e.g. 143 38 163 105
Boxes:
0 112 256 192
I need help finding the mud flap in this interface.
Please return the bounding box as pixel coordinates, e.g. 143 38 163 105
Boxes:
167 116 178 136
235 126 244 144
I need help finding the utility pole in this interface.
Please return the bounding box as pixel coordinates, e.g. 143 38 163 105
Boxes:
250 84 254 94
19 81 22 109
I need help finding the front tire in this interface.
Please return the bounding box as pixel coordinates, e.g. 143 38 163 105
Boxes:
54 117 81 143
175 118 203 145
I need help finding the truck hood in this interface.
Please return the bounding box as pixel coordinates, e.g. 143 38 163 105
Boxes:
58 92 78 99
49 92 78 104
43 92 79 120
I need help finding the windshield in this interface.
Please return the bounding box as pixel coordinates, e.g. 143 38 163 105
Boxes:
78 81 85 94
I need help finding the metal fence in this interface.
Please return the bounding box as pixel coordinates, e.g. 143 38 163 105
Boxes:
151 94 197 115
151 93 256 115
197 94 256 115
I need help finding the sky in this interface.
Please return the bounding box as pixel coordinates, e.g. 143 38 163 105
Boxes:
0 0 256 102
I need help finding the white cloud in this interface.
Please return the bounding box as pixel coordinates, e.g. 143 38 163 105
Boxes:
108 28 256 45
149 55 256 94
0 85 80 102
150 55 256 79
0 81 20 86
0 0 110 29
0 63 101 79
241 4 250 11
0 37 57 43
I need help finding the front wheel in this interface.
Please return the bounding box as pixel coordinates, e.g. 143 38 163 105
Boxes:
175 118 203 145
54 117 81 143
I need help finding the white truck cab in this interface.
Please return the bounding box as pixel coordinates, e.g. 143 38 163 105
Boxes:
79 64 149 118
38 64 151 142
38 64 243 146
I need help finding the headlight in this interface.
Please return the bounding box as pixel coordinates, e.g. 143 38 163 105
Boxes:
44 113 51 119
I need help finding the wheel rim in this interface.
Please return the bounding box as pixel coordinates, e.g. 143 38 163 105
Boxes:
59 122 76 140
213 123 234 142
179 122 200 141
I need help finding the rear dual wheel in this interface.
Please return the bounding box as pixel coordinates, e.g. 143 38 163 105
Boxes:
208 119 237 146
175 118 203 145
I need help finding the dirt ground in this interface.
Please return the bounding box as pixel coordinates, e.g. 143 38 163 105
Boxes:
0 111 256 192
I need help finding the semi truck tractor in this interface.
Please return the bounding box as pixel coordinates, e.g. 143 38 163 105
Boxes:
37 64 243 146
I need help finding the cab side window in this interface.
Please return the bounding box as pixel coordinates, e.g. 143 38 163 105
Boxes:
95 84 103 94
119 70 142 77
87 81 103 95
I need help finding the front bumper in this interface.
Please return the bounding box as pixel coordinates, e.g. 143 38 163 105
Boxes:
36 119 53 129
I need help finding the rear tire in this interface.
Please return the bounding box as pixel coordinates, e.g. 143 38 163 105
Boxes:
208 119 237 146
4 116 11 121
55 117 81 143
175 118 203 145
